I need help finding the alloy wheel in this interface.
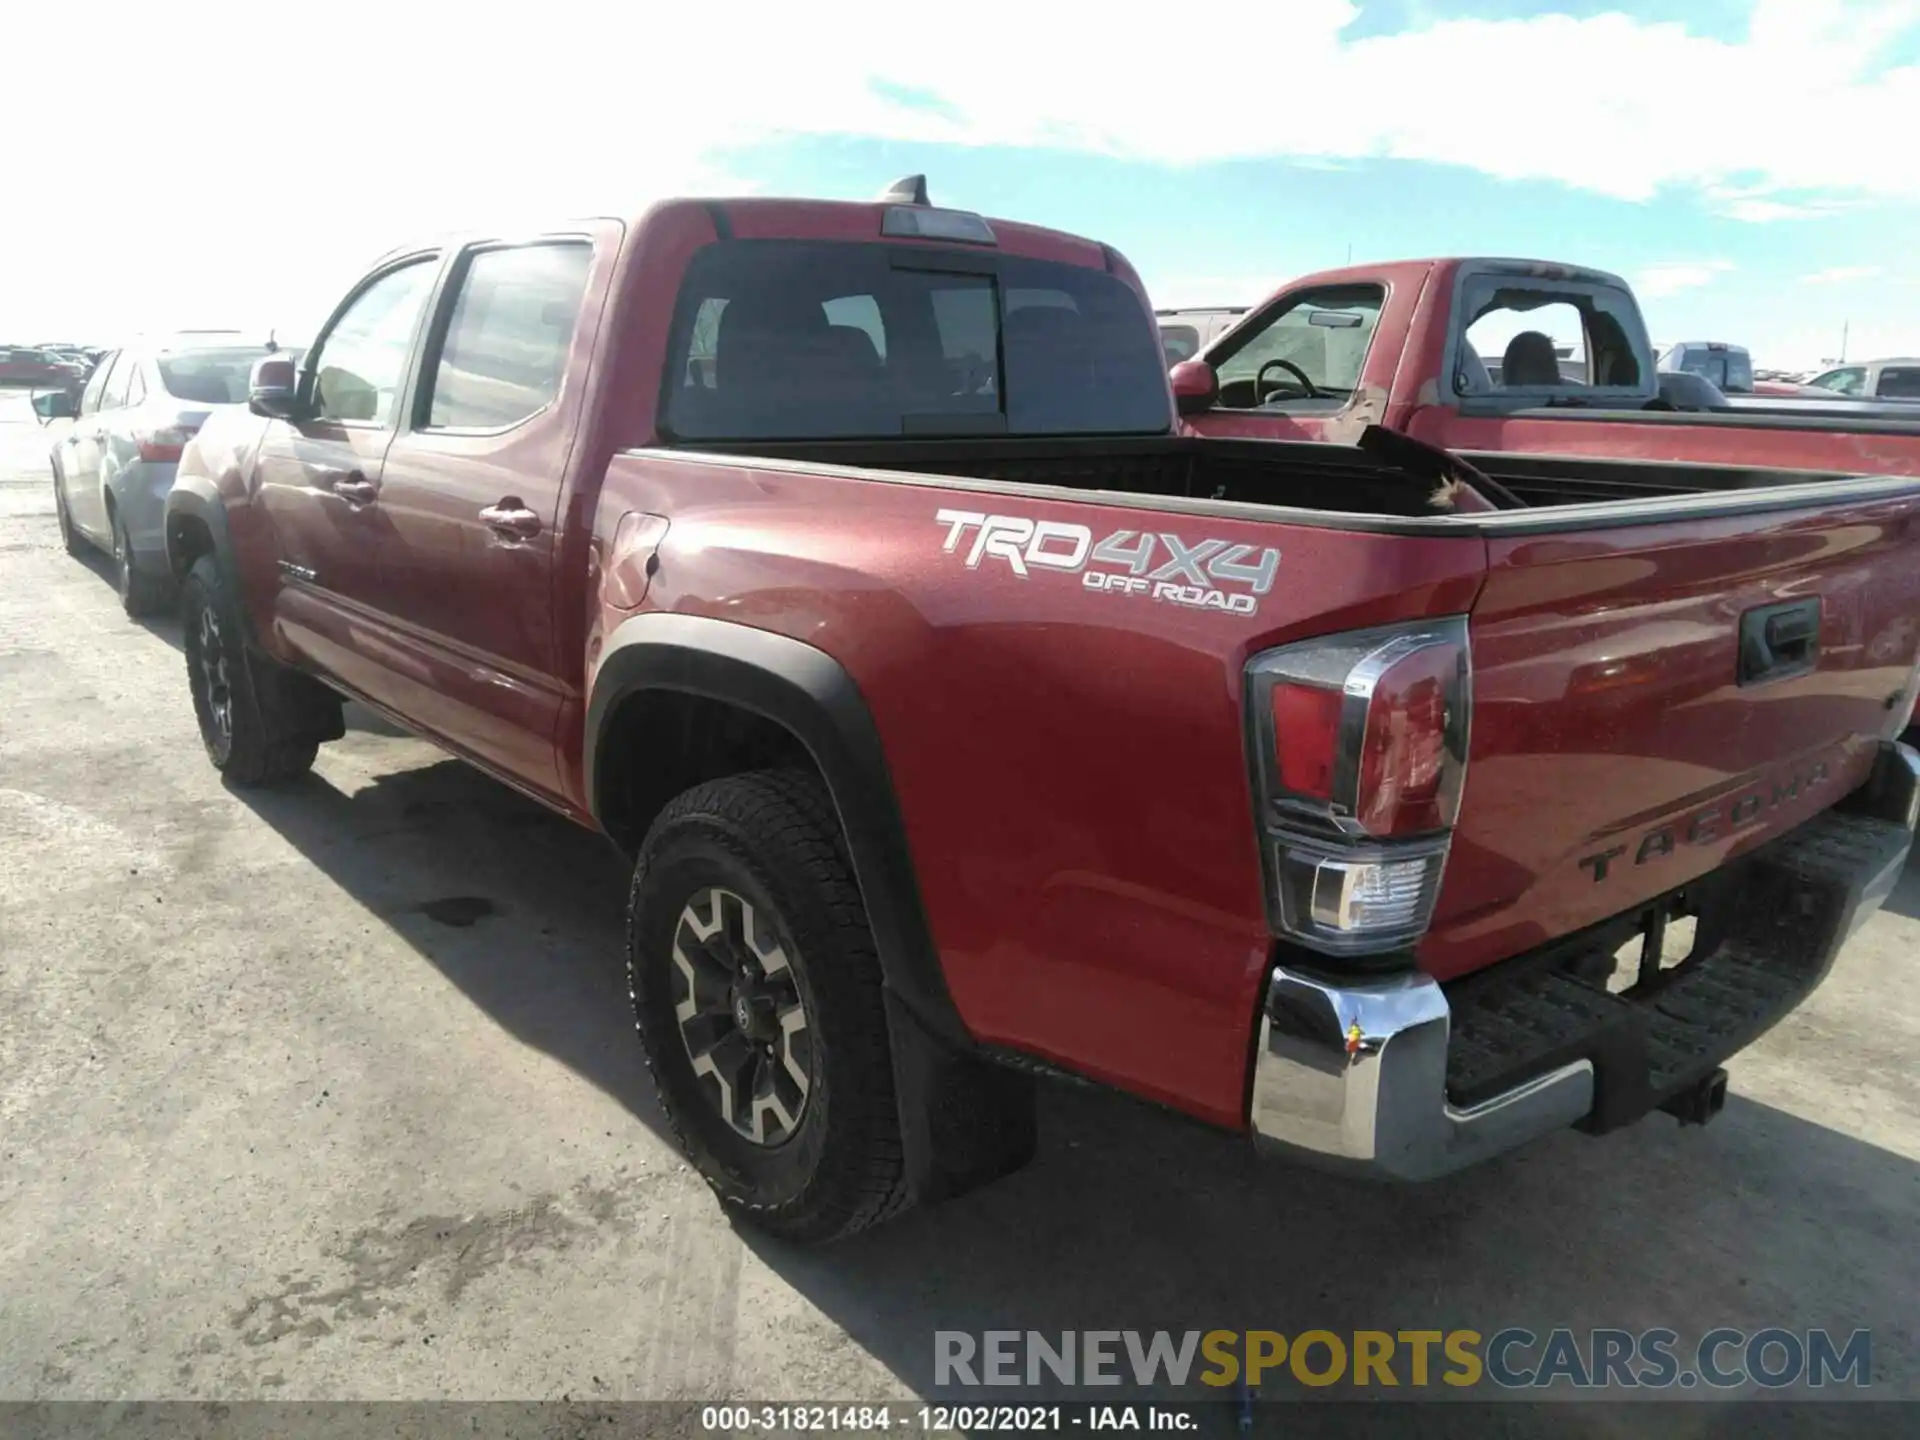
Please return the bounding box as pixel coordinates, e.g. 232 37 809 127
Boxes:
670 885 813 1146
113 521 131 599
194 607 234 746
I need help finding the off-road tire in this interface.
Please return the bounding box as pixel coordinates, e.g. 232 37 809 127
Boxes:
628 769 912 1243
181 555 319 784
111 505 172 618
53 465 85 558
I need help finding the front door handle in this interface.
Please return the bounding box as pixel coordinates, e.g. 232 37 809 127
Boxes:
329 471 378 505
480 499 542 540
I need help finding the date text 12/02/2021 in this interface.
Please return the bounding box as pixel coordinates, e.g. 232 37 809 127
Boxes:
699 1406 1194 1431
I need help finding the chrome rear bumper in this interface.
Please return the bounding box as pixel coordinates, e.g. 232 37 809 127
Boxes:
1250 741 1918 1180
1250 968 1595 1180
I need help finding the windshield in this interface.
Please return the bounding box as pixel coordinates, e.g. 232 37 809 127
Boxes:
663 241 1171 440
157 346 276 404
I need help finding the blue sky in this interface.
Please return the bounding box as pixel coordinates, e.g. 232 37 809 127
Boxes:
717 132 1906 368
8 0 1917 369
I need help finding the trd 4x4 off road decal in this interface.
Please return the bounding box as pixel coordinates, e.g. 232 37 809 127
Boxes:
935 509 1280 616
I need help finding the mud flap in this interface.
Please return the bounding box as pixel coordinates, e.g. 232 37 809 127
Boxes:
884 990 1037 1205
246 644 346 746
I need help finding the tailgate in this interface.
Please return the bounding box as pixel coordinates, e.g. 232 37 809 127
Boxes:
1423 486 1920 981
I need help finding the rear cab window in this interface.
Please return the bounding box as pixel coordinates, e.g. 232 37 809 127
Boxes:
661 241 1170 441
1876 367 1920 400
1670 346 1752 393
1451 269 1651 406
158 347 276 405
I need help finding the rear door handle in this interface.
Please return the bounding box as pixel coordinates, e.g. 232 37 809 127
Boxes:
480 499 542 540
1738 598 1821 685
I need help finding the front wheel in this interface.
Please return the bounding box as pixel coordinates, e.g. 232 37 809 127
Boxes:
627 769 911 1243
181 555 318 784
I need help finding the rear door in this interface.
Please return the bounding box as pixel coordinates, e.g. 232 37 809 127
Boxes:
359 232 607 796
251 253 442 702
1424 484 1920 982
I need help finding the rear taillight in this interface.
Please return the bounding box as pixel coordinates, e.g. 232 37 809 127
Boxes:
1246 617 1470 956
135 421 202 463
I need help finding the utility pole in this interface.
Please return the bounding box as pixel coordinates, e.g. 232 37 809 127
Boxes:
1841 320 1849 362
1346 242 1353 265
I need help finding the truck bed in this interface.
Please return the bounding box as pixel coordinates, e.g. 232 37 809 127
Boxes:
676 434 1875 518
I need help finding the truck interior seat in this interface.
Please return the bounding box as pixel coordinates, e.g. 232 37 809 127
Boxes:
1501 331 1563 387
1456 340 1493 394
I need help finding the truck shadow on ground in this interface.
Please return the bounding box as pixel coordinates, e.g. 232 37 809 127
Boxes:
227 747 1920 1415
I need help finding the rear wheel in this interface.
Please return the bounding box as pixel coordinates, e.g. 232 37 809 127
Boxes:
52 466 84 558
111 505 171 618
181 555 320 784
627 769 911 1242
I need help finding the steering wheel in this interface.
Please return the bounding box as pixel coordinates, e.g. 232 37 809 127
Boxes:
1255 358 1321 401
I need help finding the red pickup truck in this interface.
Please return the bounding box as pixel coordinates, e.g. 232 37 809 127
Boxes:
162 187 1920 1242
1171 257 1920 480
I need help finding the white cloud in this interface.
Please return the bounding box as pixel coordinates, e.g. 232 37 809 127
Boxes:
1635 261 1736 299
1802 265 1886 283
7 0 1920 335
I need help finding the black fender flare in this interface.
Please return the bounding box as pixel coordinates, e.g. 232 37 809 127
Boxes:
587 612 1037 1201
161 478 339 743
163 477 239 583
587 611 965 1046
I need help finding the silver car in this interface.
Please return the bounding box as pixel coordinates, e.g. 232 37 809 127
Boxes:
41 335 282 616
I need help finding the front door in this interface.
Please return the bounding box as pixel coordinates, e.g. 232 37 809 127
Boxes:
252 254 442 705
57 355 116 545
366 235 602 797
1186 284 1388 443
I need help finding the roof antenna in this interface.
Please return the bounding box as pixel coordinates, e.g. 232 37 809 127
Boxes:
265 328 278 354
879 174 929 206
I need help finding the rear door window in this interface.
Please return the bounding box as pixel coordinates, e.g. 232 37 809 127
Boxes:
662 241 1170 440
421 242 592 429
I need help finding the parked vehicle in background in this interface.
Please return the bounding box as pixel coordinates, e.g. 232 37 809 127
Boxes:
35 333 288 617
1659 341 1753 393
1170 256 1920 477
1156 307 1246 365
1804 358 1920 402
1 346 86 389
158 184 1920 1243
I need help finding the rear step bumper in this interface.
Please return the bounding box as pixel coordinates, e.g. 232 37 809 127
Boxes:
1248 740 1919 1180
